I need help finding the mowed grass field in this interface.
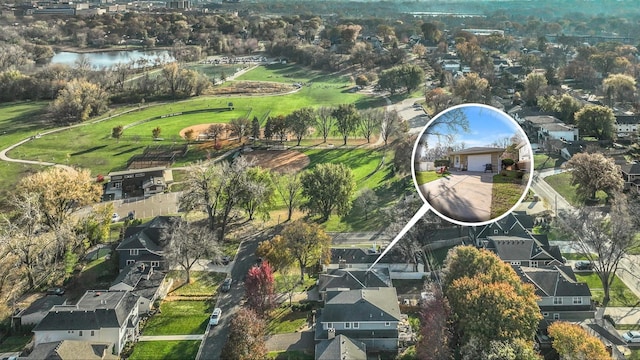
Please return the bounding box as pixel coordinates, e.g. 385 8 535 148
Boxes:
10 63 380 176
0 101 51 203
302 149 413 231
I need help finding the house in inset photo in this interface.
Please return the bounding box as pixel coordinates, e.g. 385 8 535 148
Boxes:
414 104 532 224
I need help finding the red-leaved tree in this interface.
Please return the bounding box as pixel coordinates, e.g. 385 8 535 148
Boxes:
244 261 275 315
220 308 267 360
417 284 453 360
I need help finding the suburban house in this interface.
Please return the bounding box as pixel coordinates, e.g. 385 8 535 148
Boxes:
516 141 532 171
317 268 391 300
315 335 367 360
620 163 640 192
27 340 117 360
480 236 565 267
11 295 67 332
448 147 505 172
109 262 171 314
103 166 173 200
615 114 640 137
315 287 403 352
326 248 425 279
441 59 461 72
33 290 140 356
514 265 594 321
537 122 579 144
522 115 561 140
115 216 179 271
468 212 564 267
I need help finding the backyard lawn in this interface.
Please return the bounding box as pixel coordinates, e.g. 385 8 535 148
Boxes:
544 172 607 206
0 335 32 352
491 171 527 219
575 272 640 307
129 340 200 360
142 300 212 335
266 304 312 335
533 154 564 170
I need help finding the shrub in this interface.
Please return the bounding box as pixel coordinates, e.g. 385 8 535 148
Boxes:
434 159 450 167
502 158 515 167
355 74 369 86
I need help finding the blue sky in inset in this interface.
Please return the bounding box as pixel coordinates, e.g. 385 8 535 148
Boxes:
424 104 524 148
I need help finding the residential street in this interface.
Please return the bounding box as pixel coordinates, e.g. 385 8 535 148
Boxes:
532 168 640 335
196 227 276 360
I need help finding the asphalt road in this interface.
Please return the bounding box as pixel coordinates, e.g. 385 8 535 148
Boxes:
196 227 276 360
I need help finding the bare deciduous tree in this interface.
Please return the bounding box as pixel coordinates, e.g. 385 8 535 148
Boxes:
163 218 221 284
555 193 638 308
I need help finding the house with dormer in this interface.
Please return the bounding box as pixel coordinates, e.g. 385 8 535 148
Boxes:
109 262 171 314
32 290 139 356
620 163 640 192
314 287 403 352
468 212 564 267
514 265 594 321
115 216 179 271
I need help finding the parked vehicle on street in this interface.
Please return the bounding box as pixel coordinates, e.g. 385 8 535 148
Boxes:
221 278 232 292
623 331 640 343
209 308 222 326
574 260 594 270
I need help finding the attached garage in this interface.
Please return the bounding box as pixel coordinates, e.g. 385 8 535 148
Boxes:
448 147 506 173
467 154 492 172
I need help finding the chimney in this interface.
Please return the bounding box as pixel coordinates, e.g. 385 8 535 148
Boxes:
328 328 335 340
338 259 346 269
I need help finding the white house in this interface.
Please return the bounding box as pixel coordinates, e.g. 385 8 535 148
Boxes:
33 290 139 355
538 123 579 143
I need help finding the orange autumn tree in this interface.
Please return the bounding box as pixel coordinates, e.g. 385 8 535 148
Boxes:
442 246 542 355
548 322 611 360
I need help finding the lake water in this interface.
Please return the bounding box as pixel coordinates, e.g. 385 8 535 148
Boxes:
49 50 174 69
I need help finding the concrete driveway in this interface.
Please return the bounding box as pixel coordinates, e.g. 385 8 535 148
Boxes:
419 171 494 223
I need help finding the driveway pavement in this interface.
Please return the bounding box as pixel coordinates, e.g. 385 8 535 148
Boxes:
265 331 315 352
419 171 494 223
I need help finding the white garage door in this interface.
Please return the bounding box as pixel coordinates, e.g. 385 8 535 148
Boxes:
467 154 492 172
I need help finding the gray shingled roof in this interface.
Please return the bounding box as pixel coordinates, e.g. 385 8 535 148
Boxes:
515 265 591 298
132 271 167 301
34 291 138 331
110 262 151 289
318 269 391 293
322 288 401 323
315 335 367 360
116 230 163 253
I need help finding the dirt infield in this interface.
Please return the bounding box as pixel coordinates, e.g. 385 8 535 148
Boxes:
245 149 310 173
179 124 215 138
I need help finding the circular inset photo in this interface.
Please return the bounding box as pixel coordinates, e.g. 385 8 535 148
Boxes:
412 103 533 226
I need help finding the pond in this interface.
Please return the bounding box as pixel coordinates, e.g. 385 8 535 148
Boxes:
49 49 174 69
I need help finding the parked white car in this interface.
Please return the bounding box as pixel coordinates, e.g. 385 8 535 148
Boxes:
209 308 222 326
623 331 640 343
